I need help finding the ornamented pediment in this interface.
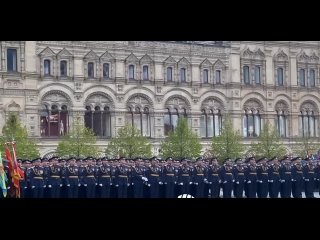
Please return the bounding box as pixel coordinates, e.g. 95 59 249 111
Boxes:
140 54 153 64
178 57 190 66
200 58 212 67
254 48 265 59
242 48 254 58
165 96 189 110
125 53 139 63
201 98 224 113
274 49 288 61
7 100 21 112
300 102 318 114
39 47 55 57
213 59 225 68
275 101 289 114
309 52 319 62
42 92 69 105
86 93 112 108
297 50 309 62
57 48 72 58
243 99 263 113
164 56 176 64
127 95 151 111
100 51 115 61
84 50 99 60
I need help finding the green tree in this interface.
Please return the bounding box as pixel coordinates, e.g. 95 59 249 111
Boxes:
105 124 152 158
1 114 40 159
56 115 99 158
160 117 201 159
248 121 286 159
210 116 244 163
292 133 319 158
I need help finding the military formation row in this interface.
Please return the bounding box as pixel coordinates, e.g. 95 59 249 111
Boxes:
2 156 320 198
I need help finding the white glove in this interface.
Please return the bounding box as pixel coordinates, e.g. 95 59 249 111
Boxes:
44 185 47 188
110 183 112 186
60 184 63 187
7 186 11 189
305 179 310 182
99 184 103 187
147 184 151 187
32 186 35 189
236 181 239 184
189 182 193 184
67 184 70 187
281 180 285 183
132 183 134 185
179 183 183 185
218 180 222 183
164 182 167 185
194 182 199 185
48 185 52 188
232 180 235 182
95 183 98 186
247 181 251 184
259 180 263 183
223 181 227 184
159 182 163 185
78 184 81 187
115 184 119 187
84 184 88 187
24 187 27 189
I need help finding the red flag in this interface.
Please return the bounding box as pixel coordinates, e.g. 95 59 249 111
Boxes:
5 143 22 198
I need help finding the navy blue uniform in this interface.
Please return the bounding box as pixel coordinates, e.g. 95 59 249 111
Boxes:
220 165 233 198
116 165 130 198
233 165 245 198
207 165 221 198
315 163 320 194
66 165 79 198
146 165 162 198
257 164 269 198
291 164 303 198
97 165 112 198
163 164 177 198
83 165 97 198
268 164 280 198
303 164 316 198
48 165 62 198
131 165 147 198
19 166 27 198
177 165 192 195
30 166 44 198
279 163 292 198
245 165 257 198
193 165 207 198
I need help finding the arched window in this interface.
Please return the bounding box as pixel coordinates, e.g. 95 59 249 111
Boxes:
299 69 305 86
85 105 111 138
143 66 149 80
243 110 261 137
103 63 109 79
201 109 222 138
299 110 317 137
277 68 283 86
164 108 184 136
310 69 316 87
255 66 261 84
167 67 173 81
203 69 209 83
60 61 67 76
129 65 135 79
215 70 221 84
180 68 186 82
276 110 287 137
44 59 51 76
127 107 151 137
243 66 250 84
88 62 94 78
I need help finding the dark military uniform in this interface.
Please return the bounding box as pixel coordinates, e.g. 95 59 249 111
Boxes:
47 159 62 198
66 159 79 198
97 158 112 198
193 161 207 198
116 163 130 198
268 158 281 198
163 160 177 198
315 161 320 194
83 159 97 198
245 157 257 198
279 157 292 198
303 158 316 198
177 160 193 195
233 158 245 198
30 159 44 198
146 160 162 198
291 157 304 198
256 157 269 198
207 159 221 198
220 158 234 198
19 160 27 198
131 160 147 198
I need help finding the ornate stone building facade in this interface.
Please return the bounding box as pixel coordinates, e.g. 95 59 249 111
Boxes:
0 41 319 157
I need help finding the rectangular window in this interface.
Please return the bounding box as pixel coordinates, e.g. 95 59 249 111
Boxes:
300 69 305 86
216 70 221 84
277 68 284 86
143 66 149 80
255 66 261 84
243 116 247 137
244 66 250 84
88 62 94 78
208 115 214 137
60 61 67 76
200 115 206 138
164 114 171 136
44 60 51 75
203 69 208 83
180 68 186 82
103 63 109 79
129 65 135 79
310 69 315 87
167 67 173 81
7 49 17 72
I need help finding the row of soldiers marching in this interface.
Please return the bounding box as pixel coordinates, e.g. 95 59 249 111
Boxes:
1 154 320 198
